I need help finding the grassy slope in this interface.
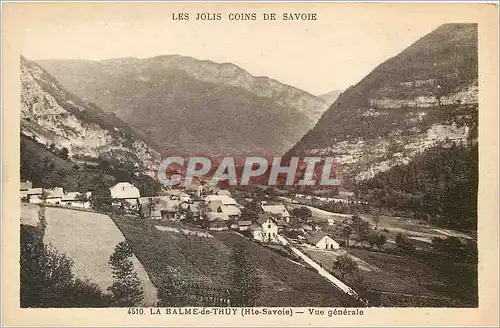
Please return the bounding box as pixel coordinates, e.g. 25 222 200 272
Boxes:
308 246 476 307
113 218 348 306
214 231 347 306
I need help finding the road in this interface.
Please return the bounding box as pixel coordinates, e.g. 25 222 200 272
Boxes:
276 234 367 305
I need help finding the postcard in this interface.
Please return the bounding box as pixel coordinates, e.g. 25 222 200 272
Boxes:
2 2 499 327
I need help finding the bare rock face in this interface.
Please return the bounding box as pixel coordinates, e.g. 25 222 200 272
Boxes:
288 24 478 181
21 56 160 174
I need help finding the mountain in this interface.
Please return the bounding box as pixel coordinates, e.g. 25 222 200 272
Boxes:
318 89 342 106
21 56 161 175
288 23 478 182
36 56 328 155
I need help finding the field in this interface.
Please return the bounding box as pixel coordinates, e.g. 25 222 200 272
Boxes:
28 205 159 306
305 246 477 307
215 231 348 306
113 217 348 306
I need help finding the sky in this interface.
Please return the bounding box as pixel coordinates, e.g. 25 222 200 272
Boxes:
13 3 481 95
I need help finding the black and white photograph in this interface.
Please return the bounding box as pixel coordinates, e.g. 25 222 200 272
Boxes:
2 2 499 327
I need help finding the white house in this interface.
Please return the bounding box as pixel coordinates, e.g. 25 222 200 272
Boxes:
45 187 64 205
168 190 191 203
27 188 43 204
205 195 239 206
261 203 290 223
216 189 232 197
20 180 32 199
307 231 340 250
251 213 278 243
62 192 92 209
206 199 241 221
109 182 141 206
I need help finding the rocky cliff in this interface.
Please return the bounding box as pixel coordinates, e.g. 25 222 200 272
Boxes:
288 24 478 182
21 56 161 175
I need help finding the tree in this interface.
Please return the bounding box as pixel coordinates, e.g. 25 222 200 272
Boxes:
60 147 69 160
372 214 381 230
292 206 312 222
395 233 415 254
333 254 358 280
90 180 113 212
229 242 262 306
375 234 387 250
341 225 353 248
20 224 109 307
368 233 387 250
351 215 371 246
108 241 144 306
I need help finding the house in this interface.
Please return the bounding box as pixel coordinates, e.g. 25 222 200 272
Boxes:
160 199 181 220
302 224 313 232
216 189 232 197
307 231 340 250
206 212 230 231
237 220 252 232
45 187 64 205
206 198 241 220
250 224 264 240
327 218 335 226
252 213 279 243
168 190 191 203
180 202 201 221
109 182 141 206
205 195 239 206
61 192 92 209
20 180 32 199
219 205 241 220
261 203 290 223
27 188 44 204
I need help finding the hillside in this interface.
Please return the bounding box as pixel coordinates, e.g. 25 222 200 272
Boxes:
288 24 478 181
21 56 161 173
36 56 326 155
318 89 342 106
356 143 478 231
113 218 348 306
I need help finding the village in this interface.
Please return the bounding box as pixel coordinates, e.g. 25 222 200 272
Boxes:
20 179 349 251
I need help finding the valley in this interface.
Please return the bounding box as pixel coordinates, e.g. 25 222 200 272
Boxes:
19 22 479 309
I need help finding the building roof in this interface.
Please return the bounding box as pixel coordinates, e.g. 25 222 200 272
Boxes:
256 212 276 225
220 204 241 217
261 204 290 217
207 200 224 212
109 182 140 199
205 195 238 206
62 192 91 201
250 223 262 231
238 220 253 226
206 212 229 222
46 187 64 199
20 181 32 190
27 188 43 195
216 189 232 196
168 190 190 198
276 220 289 227
307 231 337 245
110 182 137 191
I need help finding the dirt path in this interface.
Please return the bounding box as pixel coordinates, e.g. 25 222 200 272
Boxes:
277 235 366 304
